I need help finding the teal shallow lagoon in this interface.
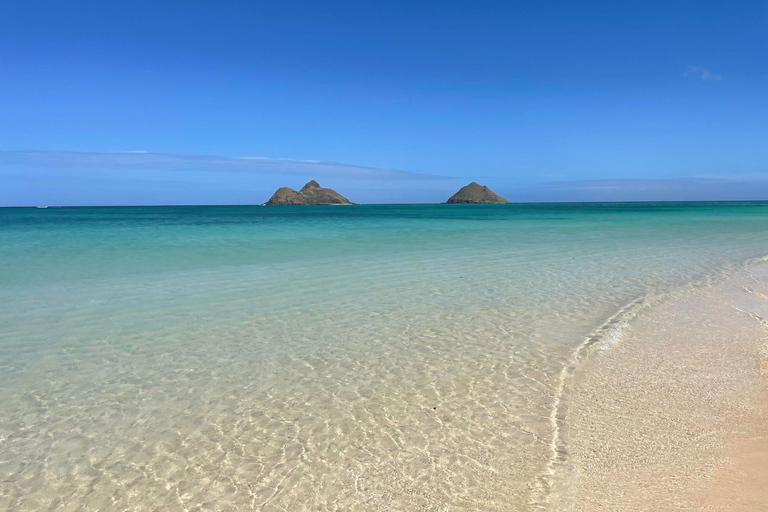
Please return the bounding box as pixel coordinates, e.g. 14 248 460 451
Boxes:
3 202 768 510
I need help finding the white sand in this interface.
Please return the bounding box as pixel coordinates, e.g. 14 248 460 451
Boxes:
548 262 768 511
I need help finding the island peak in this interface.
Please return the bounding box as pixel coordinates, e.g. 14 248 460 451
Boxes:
445 182 510 204
300 180 321 192
264 181 354 205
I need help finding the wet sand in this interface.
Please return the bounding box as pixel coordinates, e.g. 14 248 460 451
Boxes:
550 262 768 511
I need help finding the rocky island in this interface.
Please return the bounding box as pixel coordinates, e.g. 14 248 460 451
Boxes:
264 180 354 205
445 182 510 204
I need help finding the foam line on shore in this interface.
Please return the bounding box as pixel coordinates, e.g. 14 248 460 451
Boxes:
529 295 648 510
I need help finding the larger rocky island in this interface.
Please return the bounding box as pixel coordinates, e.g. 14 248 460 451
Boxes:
445 182 510 204
264 180 354 205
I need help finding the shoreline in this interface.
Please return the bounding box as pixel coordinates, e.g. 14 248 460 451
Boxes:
5 204 768 510
530 295 650 509
546 258 768 510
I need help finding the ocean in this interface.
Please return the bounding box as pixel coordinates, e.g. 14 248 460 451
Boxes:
3 202 768 510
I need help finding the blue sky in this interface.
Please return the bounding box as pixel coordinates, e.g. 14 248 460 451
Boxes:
1 0 767 205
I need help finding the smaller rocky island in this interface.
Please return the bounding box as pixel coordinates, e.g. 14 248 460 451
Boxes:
445 182 510 204
264 180 354 205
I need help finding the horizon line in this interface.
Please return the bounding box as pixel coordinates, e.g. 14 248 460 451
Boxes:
5 198 768 209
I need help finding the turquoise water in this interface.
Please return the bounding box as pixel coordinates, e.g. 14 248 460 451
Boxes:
3 202 768 510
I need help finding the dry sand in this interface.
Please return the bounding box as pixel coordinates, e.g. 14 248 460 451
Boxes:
548 262 768 511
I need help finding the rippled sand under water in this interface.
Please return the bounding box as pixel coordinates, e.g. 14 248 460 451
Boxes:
1 300 568 510
2 204 768 511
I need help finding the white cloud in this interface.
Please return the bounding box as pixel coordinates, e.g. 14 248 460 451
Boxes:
684 65 722 81
0 150 446 181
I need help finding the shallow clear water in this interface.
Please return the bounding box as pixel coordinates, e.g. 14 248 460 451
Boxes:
3 202 768 510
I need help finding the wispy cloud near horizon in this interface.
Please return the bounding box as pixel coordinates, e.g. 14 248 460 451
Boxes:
512 176 768 202
696 172 768 182
684 65 722 81
0 150 446 181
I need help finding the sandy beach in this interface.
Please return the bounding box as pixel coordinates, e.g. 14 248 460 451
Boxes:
549 261 768 511
4 0 768 508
